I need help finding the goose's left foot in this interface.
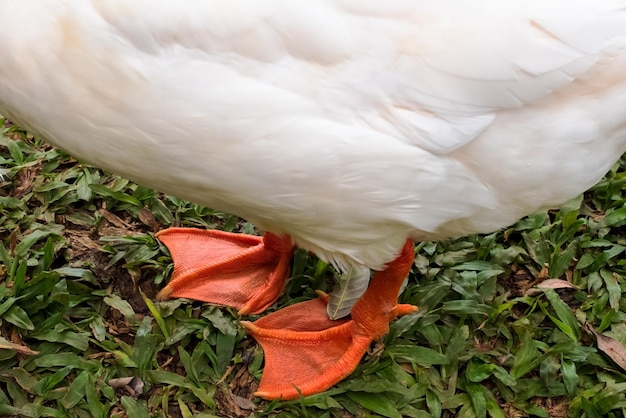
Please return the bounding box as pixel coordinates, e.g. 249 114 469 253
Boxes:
156 228 294 314
243 239 418 400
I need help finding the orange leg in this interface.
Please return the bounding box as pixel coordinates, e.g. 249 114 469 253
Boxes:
243 239 418 400
156 228 294 315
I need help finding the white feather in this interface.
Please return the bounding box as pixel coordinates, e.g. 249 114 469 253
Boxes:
0 0 625 278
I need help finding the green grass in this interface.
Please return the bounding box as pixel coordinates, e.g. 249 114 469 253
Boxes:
1 117 626 417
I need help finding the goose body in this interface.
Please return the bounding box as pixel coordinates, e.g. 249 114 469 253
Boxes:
2 0 626 399
2 0 626 271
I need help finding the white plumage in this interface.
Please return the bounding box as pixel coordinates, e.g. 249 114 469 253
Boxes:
1 0 626 274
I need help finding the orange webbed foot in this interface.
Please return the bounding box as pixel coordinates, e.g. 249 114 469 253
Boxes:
244 240 418 400
156 228 294 315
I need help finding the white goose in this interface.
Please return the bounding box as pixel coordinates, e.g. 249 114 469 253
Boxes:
1 0 626 400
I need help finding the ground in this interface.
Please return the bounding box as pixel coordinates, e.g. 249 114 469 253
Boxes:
1 121 626 417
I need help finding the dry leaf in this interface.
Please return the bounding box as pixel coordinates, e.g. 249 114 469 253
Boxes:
138 207 159 231
9 229 17 254
231 394 256 411
0 337 39 356
99 208 130 229
108 376 135 388
66 229 101 251
525 279 577 296
108 376 145 397
589 326 626 372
